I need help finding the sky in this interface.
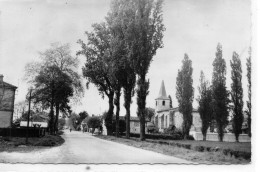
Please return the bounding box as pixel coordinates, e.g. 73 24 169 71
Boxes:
0 0 251 117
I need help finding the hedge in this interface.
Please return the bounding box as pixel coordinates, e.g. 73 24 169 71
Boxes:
120 133 183 140
0 128 46 137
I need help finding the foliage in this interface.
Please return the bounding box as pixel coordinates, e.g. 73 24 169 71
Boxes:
168 95 173 108
107 0 165 141
230 52 244 142
176 54 194 139
78 22 116 135
70 112 81 130
197 71 212 141
25 43 83 104
245 48 251 137
79 111 89 122
145 107 155 121
58 118 66 130
212 43 229 142
24 43 82 134
32 65 73 134
87 116 102 129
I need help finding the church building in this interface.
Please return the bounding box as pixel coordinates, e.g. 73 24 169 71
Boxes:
153 80 202 133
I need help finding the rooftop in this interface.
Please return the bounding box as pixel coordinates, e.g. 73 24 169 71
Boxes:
155 80 170 100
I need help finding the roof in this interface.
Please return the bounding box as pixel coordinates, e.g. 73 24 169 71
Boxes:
157 107 198 113
0 81 17 90
155 80 170 100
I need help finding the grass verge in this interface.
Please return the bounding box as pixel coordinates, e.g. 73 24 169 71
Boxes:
0 133 65 153
95 135 250 164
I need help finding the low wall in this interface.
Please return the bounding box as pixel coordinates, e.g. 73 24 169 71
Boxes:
190 131 251 142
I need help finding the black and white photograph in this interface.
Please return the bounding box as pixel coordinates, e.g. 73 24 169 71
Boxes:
0 0 258 171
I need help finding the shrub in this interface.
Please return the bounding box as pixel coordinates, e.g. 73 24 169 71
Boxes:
126 133 183 140
187 135 194 140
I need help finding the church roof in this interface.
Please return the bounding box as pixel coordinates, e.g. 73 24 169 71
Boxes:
157 107 198 113
155 80 170 100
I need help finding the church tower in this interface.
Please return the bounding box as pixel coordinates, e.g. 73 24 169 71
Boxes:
155 80 170 112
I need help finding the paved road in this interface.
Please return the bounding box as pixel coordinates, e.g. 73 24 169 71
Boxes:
0 130 191 164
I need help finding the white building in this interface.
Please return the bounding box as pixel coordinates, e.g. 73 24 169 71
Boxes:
153 80 202 133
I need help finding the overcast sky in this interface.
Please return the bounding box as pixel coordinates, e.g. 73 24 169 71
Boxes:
0 0 251 116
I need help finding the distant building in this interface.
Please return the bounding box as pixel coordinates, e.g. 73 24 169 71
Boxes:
153 80 201 133
102 116 150 135
0 75 17 128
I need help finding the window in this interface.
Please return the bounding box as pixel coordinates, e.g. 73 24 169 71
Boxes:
162 101 165 106
156 101 157 106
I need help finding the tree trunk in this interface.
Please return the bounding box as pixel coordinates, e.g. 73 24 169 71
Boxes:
137 76 148 141
124 88 131 139
115 89 121 137
49 83 55 135
218 125 223 142
105 92 114 135
54 102 60 135
203 134 206 141
49 102 54 135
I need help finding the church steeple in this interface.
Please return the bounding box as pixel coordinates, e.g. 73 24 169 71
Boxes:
156 80 169 100
155 80 170 111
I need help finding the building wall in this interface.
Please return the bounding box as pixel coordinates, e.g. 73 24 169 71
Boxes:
155 110 201 133
0 88 15 128
0 111 12 127
155 99 170 112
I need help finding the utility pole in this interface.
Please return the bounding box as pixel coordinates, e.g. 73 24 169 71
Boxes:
26 88 32 144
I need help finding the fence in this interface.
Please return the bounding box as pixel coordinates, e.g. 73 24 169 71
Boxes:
190 131 251 142
0 127 46 137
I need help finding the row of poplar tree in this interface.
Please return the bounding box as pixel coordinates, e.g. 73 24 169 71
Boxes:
177 44 251 142
77 0 165 140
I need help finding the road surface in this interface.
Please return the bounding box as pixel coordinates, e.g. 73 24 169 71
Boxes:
0 130 192 164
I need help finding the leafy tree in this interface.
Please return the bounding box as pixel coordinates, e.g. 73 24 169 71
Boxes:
87 116 101 130
25 43 83 103
58 118 66 130
109 0 165 140
70 112 80 130
245 48 251 137
79 111 89 122
145 107 155 121
168 95 173 108
212 43 229 142
24 43 82 134
197 71 212 141
176 54 194 139
78 23 116 135
230 52 244 142
106 0 137 139
32 65 73 134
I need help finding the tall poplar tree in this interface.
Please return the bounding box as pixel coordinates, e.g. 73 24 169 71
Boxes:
176 54 194 139
168 95 173 108
212 43 229 142
108 0 165 140
197 71 212 141
230 52 244 142
246 48 251 137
